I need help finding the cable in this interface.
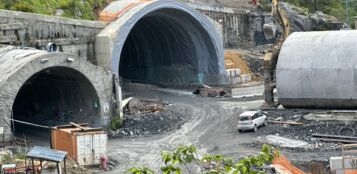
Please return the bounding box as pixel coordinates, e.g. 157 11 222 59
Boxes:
8 118 49 129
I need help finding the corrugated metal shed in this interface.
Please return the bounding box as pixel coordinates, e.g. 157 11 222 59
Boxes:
27 146 67 162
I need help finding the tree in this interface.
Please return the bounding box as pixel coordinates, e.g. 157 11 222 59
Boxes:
125 144 278 174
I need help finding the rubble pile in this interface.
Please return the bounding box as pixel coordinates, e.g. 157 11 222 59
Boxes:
257 110 355 151
113 99 191 137
126 98 166 115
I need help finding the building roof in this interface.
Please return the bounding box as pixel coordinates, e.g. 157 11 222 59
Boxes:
27 146 67 162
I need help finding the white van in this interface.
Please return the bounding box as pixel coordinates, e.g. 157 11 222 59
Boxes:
237 111 267 132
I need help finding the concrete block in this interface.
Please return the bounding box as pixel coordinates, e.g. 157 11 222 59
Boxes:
240 74 252 82
330 156 357 174
225 68 241 78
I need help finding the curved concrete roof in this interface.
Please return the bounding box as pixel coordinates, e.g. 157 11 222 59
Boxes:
277 31 357 108
0 46 112 135
96 0 225 84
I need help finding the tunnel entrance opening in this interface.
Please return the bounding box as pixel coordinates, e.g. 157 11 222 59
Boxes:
118 9 220 88
11 67 100 144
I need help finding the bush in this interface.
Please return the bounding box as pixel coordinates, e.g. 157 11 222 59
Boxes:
0 0 110 20
125 144 278 174
284 0 355 26
110 114 122 131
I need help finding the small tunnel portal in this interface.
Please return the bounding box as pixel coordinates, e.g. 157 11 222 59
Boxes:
12 67 100 139
118 9 220 87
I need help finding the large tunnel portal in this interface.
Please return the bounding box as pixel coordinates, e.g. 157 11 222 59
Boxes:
0 46 113 141
12 67 100 127
119 9 221 86
96 0 225 87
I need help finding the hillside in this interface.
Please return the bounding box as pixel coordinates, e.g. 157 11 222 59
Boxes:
283 0 355 26
0 0 252 20
0 0 352 27
0 0 112 20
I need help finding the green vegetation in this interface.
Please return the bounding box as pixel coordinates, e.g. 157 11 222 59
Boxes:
125 144 278 174
282 0 356 26
110 113 123 131
1 152 27 163
0 0 111 20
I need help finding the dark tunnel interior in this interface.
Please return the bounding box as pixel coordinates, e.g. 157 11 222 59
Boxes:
119 9 219 87
12 67 100 142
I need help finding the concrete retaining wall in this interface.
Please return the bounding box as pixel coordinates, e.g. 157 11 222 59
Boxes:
0 3 264 62
0 10 108 64
188 3 252 48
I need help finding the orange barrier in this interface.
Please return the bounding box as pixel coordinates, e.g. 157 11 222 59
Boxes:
273 155 306 174
99 0 151 22
344 169 357 174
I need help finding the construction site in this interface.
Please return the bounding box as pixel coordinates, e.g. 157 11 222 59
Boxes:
0 0 357 173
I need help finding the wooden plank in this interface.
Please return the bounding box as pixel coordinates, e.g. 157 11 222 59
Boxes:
313 138 357 143
69 122 88 130
312 134 357 140
70 128 104 134
342 144 357 147
51 129 57 150
268 120 303 125
54 123 88 129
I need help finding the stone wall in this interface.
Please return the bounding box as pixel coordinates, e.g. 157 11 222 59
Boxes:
0 2 261 61
179 0 251 9
250 12 274 47
0 10 108 64
188 2 272 49
189 3 252 48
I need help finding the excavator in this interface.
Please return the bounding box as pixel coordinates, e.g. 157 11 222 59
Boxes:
257 1 357 110
260 0 291 108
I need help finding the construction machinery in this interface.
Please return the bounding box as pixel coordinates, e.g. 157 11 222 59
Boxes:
262 0 291 108
262 0 357 109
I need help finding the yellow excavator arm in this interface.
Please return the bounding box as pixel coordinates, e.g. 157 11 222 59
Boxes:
263 0 291 108
272 0 290 44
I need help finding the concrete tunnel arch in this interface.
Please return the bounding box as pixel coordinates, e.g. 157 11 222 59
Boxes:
96 0 225 86
0 46 112 139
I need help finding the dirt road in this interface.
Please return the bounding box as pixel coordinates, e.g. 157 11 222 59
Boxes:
106 84 341 173
107 91 264 173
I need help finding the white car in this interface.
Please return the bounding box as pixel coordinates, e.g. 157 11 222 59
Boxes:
237 111 267 132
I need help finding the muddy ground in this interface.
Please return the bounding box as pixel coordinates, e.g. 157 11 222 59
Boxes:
11 84 343 173
105 86 342 173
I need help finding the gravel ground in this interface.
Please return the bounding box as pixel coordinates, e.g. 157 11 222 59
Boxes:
110 105 191 137
105 86 343 173
260 110 357 147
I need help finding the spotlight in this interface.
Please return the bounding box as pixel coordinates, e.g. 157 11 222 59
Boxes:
66 58 74 62
40 58 48 63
